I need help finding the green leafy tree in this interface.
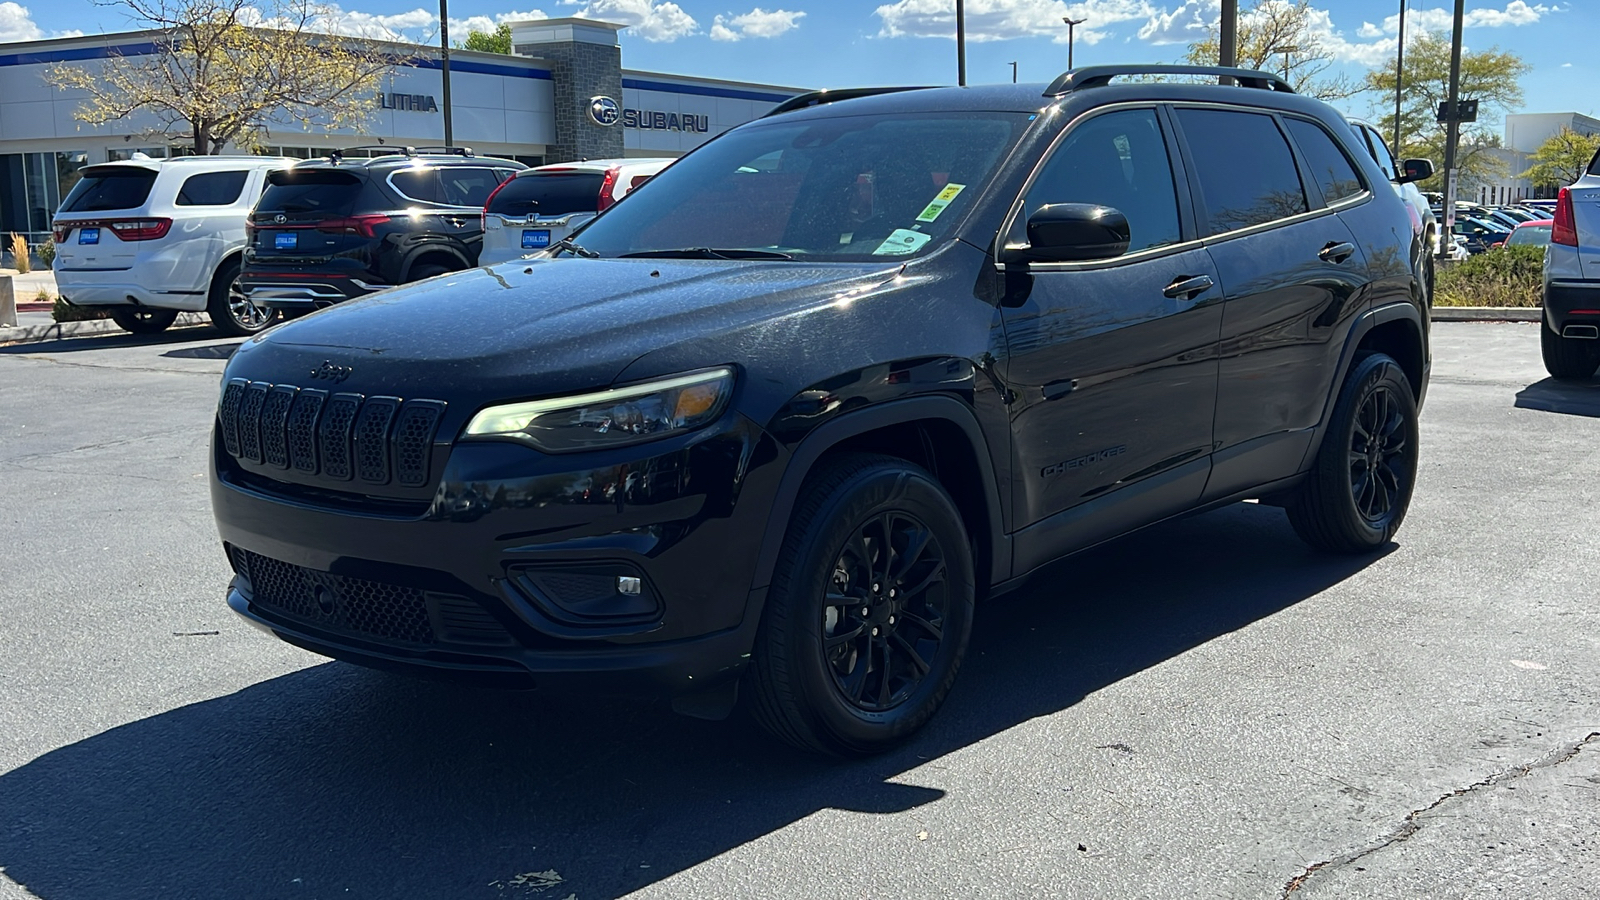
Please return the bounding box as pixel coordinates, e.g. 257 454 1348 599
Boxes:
1520 126 1600 188
1184 0 1359 101
460 22 511 55
1365 31 1530 193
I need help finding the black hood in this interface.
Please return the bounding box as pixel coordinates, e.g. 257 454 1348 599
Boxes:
226 257 901 403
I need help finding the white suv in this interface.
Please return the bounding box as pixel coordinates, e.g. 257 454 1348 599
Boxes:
1542 150 1600 378
53 155 294 336
479 158 674 266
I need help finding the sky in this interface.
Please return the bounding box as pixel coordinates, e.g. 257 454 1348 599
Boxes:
0 0 1593 123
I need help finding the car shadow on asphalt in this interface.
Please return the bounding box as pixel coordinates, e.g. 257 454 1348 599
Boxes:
1514 376 1600 418
0 502 1389 900
0 327 227 355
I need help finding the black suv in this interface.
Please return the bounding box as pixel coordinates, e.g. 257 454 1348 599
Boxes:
240 148 524 310
211 66 1430 756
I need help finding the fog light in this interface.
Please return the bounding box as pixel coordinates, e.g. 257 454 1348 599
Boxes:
617 576 642 595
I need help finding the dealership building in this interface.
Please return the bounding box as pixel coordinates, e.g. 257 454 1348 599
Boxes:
0 17 806 238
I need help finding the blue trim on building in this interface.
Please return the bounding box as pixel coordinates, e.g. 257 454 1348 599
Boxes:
622 77 795 104
0 42 553 80
416 58 552 80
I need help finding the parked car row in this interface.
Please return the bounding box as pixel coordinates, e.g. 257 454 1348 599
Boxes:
51 148 673 336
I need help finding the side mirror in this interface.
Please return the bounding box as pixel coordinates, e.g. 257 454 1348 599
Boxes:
1019 203 1130 263
1396 158 1434 184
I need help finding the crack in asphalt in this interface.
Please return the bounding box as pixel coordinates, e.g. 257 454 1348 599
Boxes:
1280 731 1600 897
0 427 206 466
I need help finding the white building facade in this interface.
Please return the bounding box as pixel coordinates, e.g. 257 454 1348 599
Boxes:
0 17 804 237
1476 112 1600 205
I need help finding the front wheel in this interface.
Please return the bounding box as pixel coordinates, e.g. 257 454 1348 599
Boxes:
109 308 179 335
207 259 280 337
743 454 975 756
1541 320 1600 380
1288 353 1419 553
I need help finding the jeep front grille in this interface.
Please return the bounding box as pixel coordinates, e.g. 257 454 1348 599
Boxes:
219 378 444 487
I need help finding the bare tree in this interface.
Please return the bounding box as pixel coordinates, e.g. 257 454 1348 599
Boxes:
1184 0 1358 101
47 0 403 155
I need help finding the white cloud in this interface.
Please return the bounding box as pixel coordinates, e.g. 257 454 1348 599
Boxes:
454 10 549 36
1359 1 1553 36
1136 0 1213 44
0 1 44 42
710 7 805 41
245 5 548 44
1562 61 1572 67
875 0 1158 46
571 0 698 41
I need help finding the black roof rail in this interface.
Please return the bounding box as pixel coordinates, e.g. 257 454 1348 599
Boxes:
1043 64 1294 96
408 145 477 158
765 86 938 117
328 144 415 163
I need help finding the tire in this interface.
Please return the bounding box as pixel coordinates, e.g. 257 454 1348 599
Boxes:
1288 353 1419 553
1541 319 1600 380
206 258 280 337
109 308 179 335
743 453 976 756
406 263 453 283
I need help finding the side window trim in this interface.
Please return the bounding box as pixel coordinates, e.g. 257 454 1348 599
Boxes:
995 102 1195 269
1274 113 1330 211
1155 104 1201 245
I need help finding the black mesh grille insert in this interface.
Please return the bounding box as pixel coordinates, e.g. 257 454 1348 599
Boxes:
217 380 445 490
287 389 326 473
238 383 269 463
354 397 400 484
260 385 297 468
219 379 246 456
318 393 362 481
433 595 516 646
232 548 435 646
393 402 444 487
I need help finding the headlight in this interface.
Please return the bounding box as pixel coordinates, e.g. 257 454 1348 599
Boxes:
463 367 735 453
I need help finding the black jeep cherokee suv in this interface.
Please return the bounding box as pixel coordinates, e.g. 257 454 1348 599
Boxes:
211 66 1430 756
240 148 524 310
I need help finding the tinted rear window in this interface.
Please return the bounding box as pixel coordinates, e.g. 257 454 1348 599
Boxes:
60 168 158 212
1285 118 1364 204
176 170 249 206
1178 108 1308 236
259 170 364 214
489 173 605 217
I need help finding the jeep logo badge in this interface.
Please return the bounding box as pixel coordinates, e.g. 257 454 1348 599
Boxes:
588 96 621 127
309 361 353 383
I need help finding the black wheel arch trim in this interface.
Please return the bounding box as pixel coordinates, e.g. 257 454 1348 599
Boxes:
400 244 472 280
1304 299 1428 468
749 394 1010 597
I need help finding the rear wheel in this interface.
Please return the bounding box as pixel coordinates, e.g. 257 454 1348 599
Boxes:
207 258 279 337
406 263 453 283
743 454 975 756
1288 353 1419 553
109 308 179 335
1541 319 1600 380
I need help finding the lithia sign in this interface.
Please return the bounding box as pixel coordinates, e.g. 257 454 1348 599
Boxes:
588 96 710 134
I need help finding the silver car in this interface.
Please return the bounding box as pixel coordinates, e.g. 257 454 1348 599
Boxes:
1541 149 1600 378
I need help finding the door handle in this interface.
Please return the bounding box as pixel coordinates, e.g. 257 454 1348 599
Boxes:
1162 274 1214 301
1319 241 1356 264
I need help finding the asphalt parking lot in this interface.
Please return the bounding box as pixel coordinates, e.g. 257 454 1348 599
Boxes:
2 321 1597 899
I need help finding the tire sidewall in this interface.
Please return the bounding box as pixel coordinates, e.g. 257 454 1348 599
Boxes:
777 465 975 753
1329 355 1419 543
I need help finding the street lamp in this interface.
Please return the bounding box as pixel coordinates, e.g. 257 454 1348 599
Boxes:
1394 0 1408 155
1269 44 1299 80
956 0 966 86
1009 61 1017 83
439 0 454 146
1062 16 1086 70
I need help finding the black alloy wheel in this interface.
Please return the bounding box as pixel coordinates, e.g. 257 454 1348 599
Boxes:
1289 353 1419 552
109 307 179 335
744 453 975 756
822 510 949 712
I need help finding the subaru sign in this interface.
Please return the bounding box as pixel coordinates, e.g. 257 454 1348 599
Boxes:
588 96 621 127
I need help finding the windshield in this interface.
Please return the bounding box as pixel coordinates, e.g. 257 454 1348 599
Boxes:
572 111 1027 260
59 168 158 213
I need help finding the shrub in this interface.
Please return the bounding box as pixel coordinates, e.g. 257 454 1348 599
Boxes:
1434 244 1544 308
37 239 55 270
7 232 30 274
52 297 108 322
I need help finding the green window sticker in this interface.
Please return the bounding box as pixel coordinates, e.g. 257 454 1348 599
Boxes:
915 183 967 223
873 228 933 256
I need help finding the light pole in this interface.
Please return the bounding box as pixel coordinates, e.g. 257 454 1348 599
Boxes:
1439 0 1466 259
1219 0 1237 83
1269 44 1299 80
1394 0 1407 155
439 0 454 146
1062 16 1086 70
956 0 966 86
1009 61 1017 83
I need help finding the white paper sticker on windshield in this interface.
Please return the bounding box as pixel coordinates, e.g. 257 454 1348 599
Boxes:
915 183 967 223
874 228 933 256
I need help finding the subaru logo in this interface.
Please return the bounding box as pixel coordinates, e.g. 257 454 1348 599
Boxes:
309 360 353 383
588 95 621 127
274 213 287 224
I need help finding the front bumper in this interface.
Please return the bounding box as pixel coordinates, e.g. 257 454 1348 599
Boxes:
212 412 786 694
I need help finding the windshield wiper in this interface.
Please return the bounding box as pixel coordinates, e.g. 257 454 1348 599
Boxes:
618 247 794 260
547 237 599 259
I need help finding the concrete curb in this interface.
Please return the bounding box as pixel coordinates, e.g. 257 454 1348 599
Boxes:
0 312 211 345
1430 307 1540 322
